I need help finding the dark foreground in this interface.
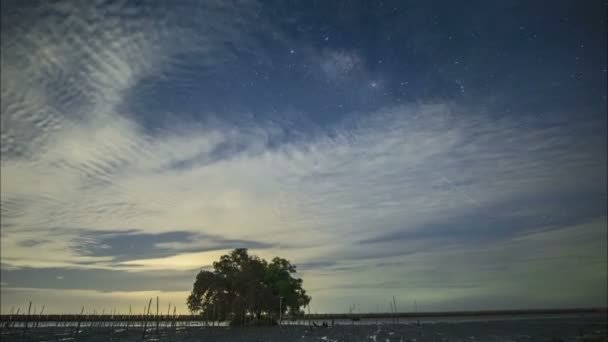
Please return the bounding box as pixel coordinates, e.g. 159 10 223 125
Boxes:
2 315 606 342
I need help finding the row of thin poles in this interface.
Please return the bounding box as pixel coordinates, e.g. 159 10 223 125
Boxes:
0 297 198 340
1 298 412 337
1 303 311 326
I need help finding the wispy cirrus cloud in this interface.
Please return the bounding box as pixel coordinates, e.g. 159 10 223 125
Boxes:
3 100 605 271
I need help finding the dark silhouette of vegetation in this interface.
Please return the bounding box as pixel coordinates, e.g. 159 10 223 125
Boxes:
187 248 311 326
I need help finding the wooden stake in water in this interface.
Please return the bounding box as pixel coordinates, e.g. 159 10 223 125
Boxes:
167 303 171 328
110 308 115 330
22 301 32 338
142 298 152 340
73 306 85 338
35 304 45 329
393 296 398 324
415 300 422 336
126 305 132 331
156 296 159 337
172 307 177 329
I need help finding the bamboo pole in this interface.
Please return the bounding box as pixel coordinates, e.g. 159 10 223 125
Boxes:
393 296 398 324
73 306 85 338
22 301 32 338
126 305 132 331
142 298 152 340
35 304 45 328
415 300 422 335
110 308 115 331
167 303 171 329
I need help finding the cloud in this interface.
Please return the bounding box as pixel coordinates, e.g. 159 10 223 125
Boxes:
302 217 607 312
1 0 606 313
73 230 273 262
0 0 282 270
357 190 605 248
2 101 606 270
0 266 196 292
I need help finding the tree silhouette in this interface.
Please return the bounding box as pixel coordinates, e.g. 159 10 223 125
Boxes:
187 248 311 325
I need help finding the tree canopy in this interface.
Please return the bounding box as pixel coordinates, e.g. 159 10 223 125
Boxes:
187 248 311 325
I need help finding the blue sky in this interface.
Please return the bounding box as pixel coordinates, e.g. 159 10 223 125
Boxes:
1 0 606 314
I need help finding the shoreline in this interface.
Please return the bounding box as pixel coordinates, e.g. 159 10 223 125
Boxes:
1 307 605 322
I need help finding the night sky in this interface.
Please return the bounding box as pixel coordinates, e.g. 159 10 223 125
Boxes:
1 0 606 314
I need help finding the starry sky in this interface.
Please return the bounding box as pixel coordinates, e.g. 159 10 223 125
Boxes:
1 0 606 314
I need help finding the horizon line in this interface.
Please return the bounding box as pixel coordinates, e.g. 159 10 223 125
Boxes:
1 307 606 319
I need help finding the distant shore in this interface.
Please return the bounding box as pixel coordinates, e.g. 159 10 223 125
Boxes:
1 307 606 322
306 307 608 320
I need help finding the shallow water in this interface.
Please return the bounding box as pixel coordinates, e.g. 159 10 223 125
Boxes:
1 314 606 341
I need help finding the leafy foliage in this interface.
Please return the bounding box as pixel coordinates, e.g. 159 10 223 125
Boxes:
187 248 311 325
